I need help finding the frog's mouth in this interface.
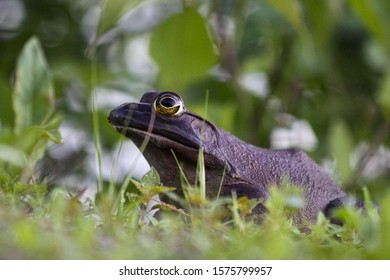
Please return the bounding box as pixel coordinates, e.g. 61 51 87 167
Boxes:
113 124 197 151
108 102 201 150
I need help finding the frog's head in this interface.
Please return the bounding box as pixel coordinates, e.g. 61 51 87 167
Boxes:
108 91 228 183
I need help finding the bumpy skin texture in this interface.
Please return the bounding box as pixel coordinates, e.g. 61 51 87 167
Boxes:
108 91 347 224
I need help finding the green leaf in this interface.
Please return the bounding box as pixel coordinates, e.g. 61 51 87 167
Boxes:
150 8 217 90
131 167 175 198
141 166 160 187
12 37 55 134
328 120 354 183
131 177 175 197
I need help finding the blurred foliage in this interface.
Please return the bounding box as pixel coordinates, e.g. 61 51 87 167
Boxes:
150 7 217 90
1 0 390 259
0 36 61 183
0 171 388 259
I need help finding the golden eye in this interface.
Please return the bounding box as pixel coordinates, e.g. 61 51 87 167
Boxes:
154 93 184 116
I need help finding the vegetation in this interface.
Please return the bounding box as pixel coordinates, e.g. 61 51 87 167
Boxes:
1 0 390 259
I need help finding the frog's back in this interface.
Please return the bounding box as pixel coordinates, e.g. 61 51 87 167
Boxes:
252 148 347 222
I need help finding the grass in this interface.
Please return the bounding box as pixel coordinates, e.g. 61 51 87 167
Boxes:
0 160 389 259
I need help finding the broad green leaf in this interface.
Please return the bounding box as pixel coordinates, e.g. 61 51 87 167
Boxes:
141 166 160 186
329 120 354 183
150 8 217 90
131 168 175 198
13 37 55 134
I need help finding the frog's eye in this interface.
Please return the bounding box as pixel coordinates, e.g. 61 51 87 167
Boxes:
154 92 184 116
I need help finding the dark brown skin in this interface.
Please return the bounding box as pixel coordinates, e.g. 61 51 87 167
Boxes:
108 90 347 224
